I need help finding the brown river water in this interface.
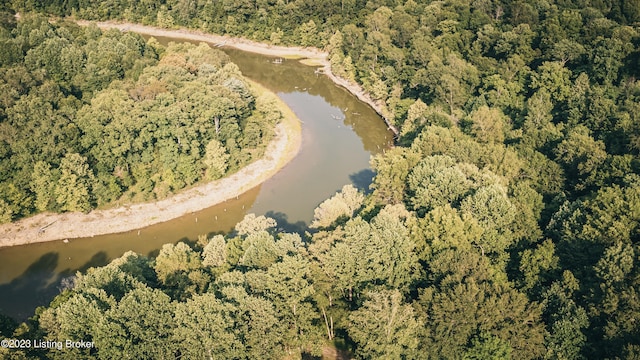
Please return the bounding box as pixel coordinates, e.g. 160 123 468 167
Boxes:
0 38 393 321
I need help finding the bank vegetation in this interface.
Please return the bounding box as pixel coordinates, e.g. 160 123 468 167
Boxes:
2 0 640 359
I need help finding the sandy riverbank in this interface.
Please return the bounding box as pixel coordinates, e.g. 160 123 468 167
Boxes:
0 80 301 247
76 20 399 135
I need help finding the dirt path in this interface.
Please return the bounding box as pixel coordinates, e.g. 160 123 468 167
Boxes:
0 82 301 247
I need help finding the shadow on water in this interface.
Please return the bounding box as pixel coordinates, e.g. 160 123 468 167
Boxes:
265 211 308 235
147 248 162 259
180 236 200 249
349 169 375 194
76 251 110 274
206 230 227 240
0 252 60 322
0 251 110 322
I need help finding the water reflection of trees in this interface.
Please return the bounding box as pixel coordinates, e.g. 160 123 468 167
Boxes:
0 250 110 322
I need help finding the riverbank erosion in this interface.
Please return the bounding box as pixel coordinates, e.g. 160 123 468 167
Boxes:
0 84 302 247
75 20 399 136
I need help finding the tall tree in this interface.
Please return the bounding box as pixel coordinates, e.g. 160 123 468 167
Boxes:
348 290 421 359
55 153 94 212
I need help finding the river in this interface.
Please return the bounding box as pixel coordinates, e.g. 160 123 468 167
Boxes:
0 37 393 321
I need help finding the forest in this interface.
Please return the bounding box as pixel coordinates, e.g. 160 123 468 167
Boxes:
1 0 640 359
0 14 282 221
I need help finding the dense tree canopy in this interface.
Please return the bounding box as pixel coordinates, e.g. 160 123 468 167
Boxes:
3 0 640 358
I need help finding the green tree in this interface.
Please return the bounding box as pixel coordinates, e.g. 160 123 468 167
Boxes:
408 155 472 212
74 262 146 301
270 28 283 45
518 239 559 294
153 242 206 299
542 271 589 360
172 293 244 359
464 332 512 360
310 184 364 228
249 255 322 356
30 161 54 212
234 213 277 236
370 147 421 205
400 98 429 138
522 90 562 150
413 52 479 116
239 231 279 270
320 204 421 300
590 242 640 357
590 36 628 84
348 290 421 359
154 242 203 283
413 204 483 262
418 250 546 359
468 105 508 144
479 73 525 117
530 61 572 102
55 153 94 212
459 184 516 257
38 288 114 359
215 281 286 359
204 139 229 180
93 287 176 359
550 39 585 66
202 235 227 268
297 20 319 47
0 199 12 224
554 126 607 191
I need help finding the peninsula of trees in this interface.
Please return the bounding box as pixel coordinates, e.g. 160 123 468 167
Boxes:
2 0 640 359
0 15 283 223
